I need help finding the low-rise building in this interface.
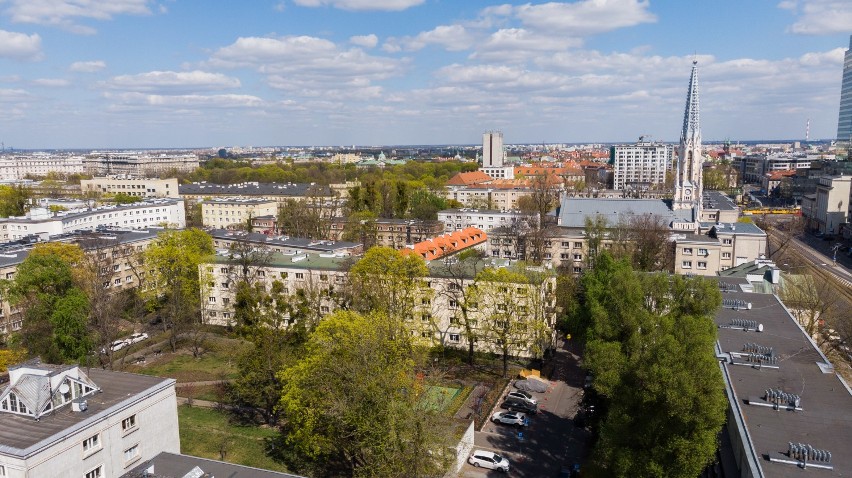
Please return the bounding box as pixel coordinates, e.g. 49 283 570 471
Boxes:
327 217 444 249
805 174 851 235
0 360 179 478
437 208 532 233
404 228 487 261
81 176 180 198
210 229 362 256
180 182 334 203
0 200 185 243
84 151 199 176
201 199 278 229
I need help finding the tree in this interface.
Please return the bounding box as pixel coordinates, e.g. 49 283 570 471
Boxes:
6 253 91 363
347 247 429 326
472 267 555 377
111 193 144 205
580 253 726 477
276 310 453 478
143 229 214 352
583 214 608 269
779 271 843 340
629 214 674 272
0 184 32 217
429 256 490 365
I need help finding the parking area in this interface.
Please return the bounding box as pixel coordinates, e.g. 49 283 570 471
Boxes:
459 339 590 477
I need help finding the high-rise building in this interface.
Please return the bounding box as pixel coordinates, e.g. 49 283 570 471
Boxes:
611 137 673 191
837 35 852 142
482 131 504 167
673 60 703 212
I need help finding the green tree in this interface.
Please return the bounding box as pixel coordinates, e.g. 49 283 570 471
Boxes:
276 310 453 478
6 253 91 363
0 184 32 217
347 247 429 325
111 193 144 205
143 229 214 351
580 253 726 477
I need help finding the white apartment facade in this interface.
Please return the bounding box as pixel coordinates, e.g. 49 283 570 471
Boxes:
811 174 852 235
0 200 185 243
0 153 85 180
83 152 199 176
437 208 532 233
81 177 180 198
611 140 673 190
201 199 278 229
201 253 557 358
0 362 179 478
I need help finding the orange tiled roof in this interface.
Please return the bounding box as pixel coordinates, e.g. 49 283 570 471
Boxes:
404 227 487 261
446 171 493 186
766 169 797 180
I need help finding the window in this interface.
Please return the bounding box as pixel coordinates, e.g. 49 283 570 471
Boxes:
124 444 140 463
682 248 693 255
697 261 707 269
573 267 582 273
208 296 216 303
222 298 230 305
82 434 100 453
122 415 137 432
722 239 732 245
449 334 460 343
421 313 431 322
114 278 121 285
573 242 583 249
295 273 304 279
449 300 458 308
682 261 692 269
0 464 5 476
698 248 709 256
421 331 430 338
722 252 732 259
85 465 103 478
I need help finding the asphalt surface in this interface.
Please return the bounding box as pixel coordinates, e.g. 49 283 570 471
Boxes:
459 338 590 477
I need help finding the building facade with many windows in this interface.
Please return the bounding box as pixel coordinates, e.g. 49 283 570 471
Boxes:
200 198 278 229
611 139 673 191
838 35 852 142
80 176 180 198
0 361 179 478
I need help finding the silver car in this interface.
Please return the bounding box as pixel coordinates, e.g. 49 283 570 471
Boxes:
468 450 510 472
491 411 528 426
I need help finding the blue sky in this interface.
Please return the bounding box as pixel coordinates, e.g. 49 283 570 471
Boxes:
0 0 850 148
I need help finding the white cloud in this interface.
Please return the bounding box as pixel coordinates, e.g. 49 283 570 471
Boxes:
5 0 155 34
0 29 42 61
471 28 582 61
69 60 106 72
104 70 241 92
514 0 657 34
105 92 264 109
350 34 378 48
33 78 70 87
782 0 852 35
394 24 474 52
292 0 424 11
799 47 845 66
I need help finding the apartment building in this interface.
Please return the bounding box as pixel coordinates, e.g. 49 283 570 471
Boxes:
201 253 556 357
611 139 673 191
200 198 277 229
83 151 199 176
444 183 535 210
180 182 335 203
0 361 179 478
404 228 487 261
80 176 180 198
734 153 814 184
803 174 852 235
0 200 185 243
437 208 532 233
210 229 362 256
327 217 444 249
0 153 85 180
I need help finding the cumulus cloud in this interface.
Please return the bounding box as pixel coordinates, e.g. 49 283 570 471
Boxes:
350 34 378 48
0 29 42 61
292 0 424 11
472 28 583 61
5 0 155 34
104 92 264 109
33 78 70 87
514 0 657 34
69 60 106 72
388 24 474 52
103 70 241 92
781 0 852 35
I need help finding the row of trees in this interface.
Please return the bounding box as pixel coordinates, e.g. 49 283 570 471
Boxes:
574 253 727 477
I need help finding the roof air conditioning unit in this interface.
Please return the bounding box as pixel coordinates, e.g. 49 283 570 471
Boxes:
72 399 88 412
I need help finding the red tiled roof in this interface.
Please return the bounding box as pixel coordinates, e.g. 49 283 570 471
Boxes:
403 227 487 261
446 171 493 186
766 169 797 180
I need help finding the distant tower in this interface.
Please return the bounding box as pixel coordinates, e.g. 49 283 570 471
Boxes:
673 60 703 212
837 35 852 142
482 131 505 168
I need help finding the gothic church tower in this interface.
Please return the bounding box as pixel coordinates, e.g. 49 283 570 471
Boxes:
673 60 703 212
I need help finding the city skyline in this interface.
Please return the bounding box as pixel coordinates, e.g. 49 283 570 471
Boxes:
0 0 850 148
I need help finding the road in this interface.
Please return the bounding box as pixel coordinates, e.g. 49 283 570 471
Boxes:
458 338 590 477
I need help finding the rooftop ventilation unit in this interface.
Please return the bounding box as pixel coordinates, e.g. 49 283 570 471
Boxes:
722 298 752 310
719 318 762 332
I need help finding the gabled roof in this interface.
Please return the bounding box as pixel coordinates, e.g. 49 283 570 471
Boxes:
446 171 493 186
405 227 487 261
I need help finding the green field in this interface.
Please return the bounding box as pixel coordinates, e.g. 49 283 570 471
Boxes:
423 385 461 411
126 338 248 383
178 405 289 473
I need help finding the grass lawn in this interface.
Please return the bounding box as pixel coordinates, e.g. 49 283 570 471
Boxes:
423 386 461 412
127 337 248 383
178 405 289 473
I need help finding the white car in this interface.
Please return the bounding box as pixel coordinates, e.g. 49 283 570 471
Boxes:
507 390 538 406
128 332 149 344
109 340 129 352
491 411 528 426
468 450 510 472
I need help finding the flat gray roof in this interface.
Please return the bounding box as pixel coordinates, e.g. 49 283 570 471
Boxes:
714 289 852 477
703 191 739 211
0 368 172 457
210 251 351 271
180 182 331 197
122 452 305 478
210 229 359 253
556 197 693 228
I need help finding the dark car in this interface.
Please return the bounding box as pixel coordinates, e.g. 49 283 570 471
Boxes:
501 398 538 414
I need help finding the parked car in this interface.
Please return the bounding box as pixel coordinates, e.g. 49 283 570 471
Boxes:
501 398 538 414
468 450 510 472
128 332 149 344
507 390 537 406
491 411 528 426
109 340 129 352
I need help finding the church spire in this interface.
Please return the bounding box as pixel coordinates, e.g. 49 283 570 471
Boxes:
673 60 703 212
